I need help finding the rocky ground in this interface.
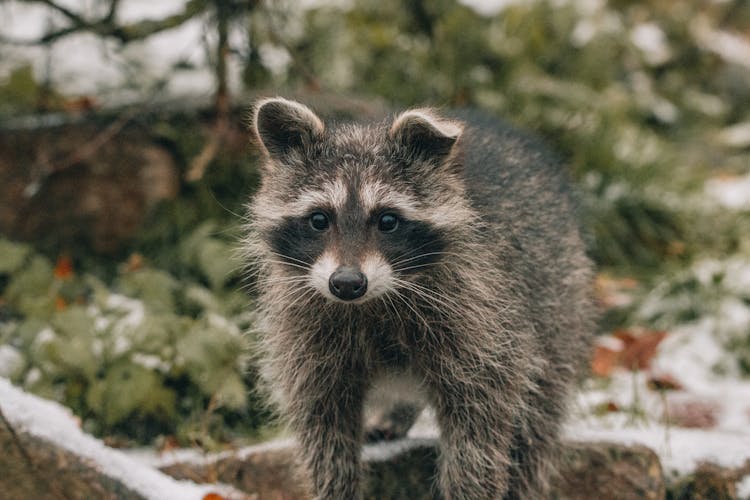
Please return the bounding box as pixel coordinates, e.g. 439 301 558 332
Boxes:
2 376 749 499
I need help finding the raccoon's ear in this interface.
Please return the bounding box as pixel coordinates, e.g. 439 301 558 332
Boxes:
252 97 324 162
389 109 463 166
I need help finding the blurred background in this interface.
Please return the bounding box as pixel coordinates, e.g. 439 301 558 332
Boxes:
1 0 749 454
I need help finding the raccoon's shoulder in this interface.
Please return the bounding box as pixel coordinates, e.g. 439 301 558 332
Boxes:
450 110 565 189
450 109 574 219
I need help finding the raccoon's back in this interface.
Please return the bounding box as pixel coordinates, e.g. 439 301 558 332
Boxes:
456 111 593 362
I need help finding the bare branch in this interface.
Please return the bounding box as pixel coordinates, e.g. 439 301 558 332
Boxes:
8 0 210 45
110 0 210 43
18 0 87 25
105 0 120 22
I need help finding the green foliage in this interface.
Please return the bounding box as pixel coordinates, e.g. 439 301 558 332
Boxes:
0 236 266 446
0 65 42 115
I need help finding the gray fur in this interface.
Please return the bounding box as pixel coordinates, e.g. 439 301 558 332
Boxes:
243 98 595 499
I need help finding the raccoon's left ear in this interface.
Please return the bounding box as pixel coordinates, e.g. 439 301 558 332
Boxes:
252 97 325 163
389 109 463 167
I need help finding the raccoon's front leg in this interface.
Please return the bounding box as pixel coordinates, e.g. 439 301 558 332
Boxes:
421 355 523 499
284 361 367 500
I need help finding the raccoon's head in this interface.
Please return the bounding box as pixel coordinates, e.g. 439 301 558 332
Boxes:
249 97 473 304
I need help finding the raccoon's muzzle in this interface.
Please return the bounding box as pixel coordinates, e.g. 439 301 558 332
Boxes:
329 266 368 301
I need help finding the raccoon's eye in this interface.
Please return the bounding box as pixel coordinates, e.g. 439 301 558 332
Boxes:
378 213 399 233
309 212 330 231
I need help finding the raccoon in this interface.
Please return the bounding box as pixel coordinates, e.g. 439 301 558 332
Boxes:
243 97 594 499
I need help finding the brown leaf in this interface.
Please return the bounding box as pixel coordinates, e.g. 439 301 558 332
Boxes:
54 255 74 280
593 401 620 415
55 296 67 311
591 344 620 377
666 397 720 429
125 253 144 273
614 329 667 371
158 435 179 453
647 373 683 391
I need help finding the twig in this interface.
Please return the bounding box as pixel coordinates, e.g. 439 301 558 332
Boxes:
262 6 321 91
185 0 232 182
0 404 90 500
10 0 210 45
0 405 35 468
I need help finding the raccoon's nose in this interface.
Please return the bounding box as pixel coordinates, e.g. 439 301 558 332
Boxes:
329 267 368 301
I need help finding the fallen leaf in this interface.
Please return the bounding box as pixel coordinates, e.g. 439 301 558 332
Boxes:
593 401 620 415
55 296 67 311
614 329 667 371
158 435 179 453
647 373 683 391
203 494 226 500
591 344 620 377
666 397 720 429
125 253 144 272
54 255 74 279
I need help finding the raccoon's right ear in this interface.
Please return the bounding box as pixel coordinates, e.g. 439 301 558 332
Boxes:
389 109 463 168
252 97 325 163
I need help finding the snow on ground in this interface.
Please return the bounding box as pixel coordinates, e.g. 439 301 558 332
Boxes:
739 476 750 499
0 377 236 500
407 303 750 486
569 292 750 491
567 424 750 476
707 171 750 210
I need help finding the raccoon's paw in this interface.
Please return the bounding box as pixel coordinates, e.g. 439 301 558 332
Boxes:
364 402 422 443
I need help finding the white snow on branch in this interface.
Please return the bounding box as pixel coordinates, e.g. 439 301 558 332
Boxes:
0 378 236 500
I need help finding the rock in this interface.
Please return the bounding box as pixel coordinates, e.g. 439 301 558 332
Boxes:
160 440 307 500
160 438 665 499
0 411 144 499
0 379 249 500
668 460 750 500
552 441 665 499
362 439 438 500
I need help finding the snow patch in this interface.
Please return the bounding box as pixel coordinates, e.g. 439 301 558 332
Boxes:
706 173 750 210
0 378 234 500
630 23 671 65
153 437 297 468
362 437 437 462
458 0 527 16
0 345 24 378
566 424 750 475
691 15 750 69
719 121 750 149
737 475 750 499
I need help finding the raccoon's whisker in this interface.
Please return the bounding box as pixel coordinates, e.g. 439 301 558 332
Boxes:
393 262 446 273
268 251 314 269
391 278 465 319
263 259 312 271
380 292 406 332
276 285 319 320
254 276 312 287
390 246 448 266
389 288 436 343
391 251 465 267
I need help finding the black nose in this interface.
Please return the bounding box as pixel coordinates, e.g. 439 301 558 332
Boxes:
329 267 368 301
